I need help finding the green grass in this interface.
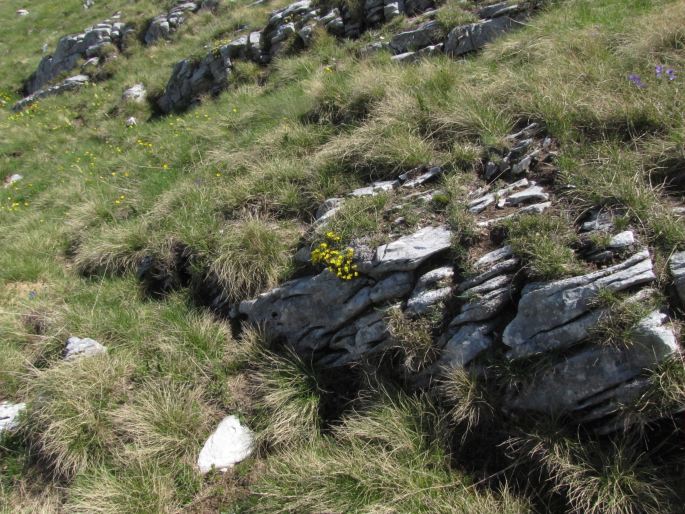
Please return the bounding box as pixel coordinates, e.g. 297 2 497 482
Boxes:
1 0 685 510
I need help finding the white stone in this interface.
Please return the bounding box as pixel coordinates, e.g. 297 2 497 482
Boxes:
608 230 635 249
17 9 29 16
64 336 107 360
3 174 23 188
0 402 26 433
126 116 137 127
122 83 146 103
197 415 254 474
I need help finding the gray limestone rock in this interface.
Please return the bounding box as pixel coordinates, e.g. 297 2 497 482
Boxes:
670 251 685 306
365 225 452 275
349 180 399 197
144 1 201 45
438 322 495 369
157 46 232 113
444 16 518 57
197 415 254 474
506 311 678 427
389 20 443 54
240 270 412 354
503 250 656 359
400 166 443 187
405 266 454 316
25 19 129 94
3 174 23 188
122 83 146 102
14 74 89 111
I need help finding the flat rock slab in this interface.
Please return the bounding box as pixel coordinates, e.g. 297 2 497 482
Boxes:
0 402 26 433
197 415 254 474
64 336 107 360
369 225 452 275
503 250 656 359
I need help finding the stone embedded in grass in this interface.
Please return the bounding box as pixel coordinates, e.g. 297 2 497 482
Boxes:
3 174 23 188
197 415 254 474
399 166 443 188
13 75 89 111
157 50 233 113
349 180 399 197
122 83 146 103
24 18 131 94
501 185 549 207
670 251 685 306
0 402 26 433
437 322 496 370
64 336 107 361
16 9 29 16
125 116 137 127
503 249 657 359
144 1 202 45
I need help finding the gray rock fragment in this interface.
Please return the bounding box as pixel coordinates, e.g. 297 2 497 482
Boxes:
445 16 519 57
405 266 454 316
367 226 452 275
670 251 685 306
389 20 442 54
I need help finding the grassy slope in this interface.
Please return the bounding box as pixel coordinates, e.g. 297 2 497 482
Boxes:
1 0 684 511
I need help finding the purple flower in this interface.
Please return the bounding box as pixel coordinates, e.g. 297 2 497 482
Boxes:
666 68 677 81
628 73 646 88
28 290 37 300
655 65 663 78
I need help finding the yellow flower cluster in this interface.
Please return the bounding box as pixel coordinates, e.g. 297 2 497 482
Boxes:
311 231 359 281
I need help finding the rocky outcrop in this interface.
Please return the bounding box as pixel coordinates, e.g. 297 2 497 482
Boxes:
157 0 537 113
157 46 233 113
13 75 89 111
234 117 679 434
64 336 107 360
197 415 254 473
144 1 203 45
24 16 130 94
240 225 451 366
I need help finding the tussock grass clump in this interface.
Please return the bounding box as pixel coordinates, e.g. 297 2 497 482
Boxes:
66 461 180 514
23 355 132 478
254 390 530 513
387 306 439 372
504 213 585 280
112 380 220 466
440 367 495 436
507 429 672 514
209 214 300 301
250 346 323 448
591 289 664 348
